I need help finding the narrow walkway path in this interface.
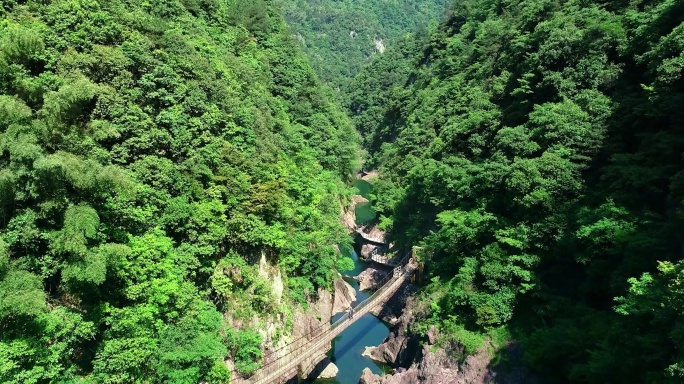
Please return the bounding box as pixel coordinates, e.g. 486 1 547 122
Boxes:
232 250 416 384
355 226 386 245
370 250 398 267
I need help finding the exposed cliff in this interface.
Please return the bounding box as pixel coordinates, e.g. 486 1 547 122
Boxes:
364 295 536 384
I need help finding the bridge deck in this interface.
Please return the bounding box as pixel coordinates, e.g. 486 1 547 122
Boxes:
355 226 386 245
370 251 398 267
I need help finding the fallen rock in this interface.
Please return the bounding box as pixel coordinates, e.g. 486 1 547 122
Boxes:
355 268 386 291
370 331 406 365
318 362 339 379
332 278 357 315
362 346 377 359
358 169 380 181
383 369 420 384
359 367 382 384
353 195 370 204
361 244 378 259
359 367 420 384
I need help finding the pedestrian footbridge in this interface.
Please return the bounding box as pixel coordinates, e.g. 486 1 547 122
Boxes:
230 249 417 384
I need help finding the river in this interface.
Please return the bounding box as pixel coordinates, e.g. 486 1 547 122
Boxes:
353 179 376 226
305 179 391 383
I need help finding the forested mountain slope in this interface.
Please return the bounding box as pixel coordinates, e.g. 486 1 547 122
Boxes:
348 0 684 382
279 0 449 89
0 0 359 382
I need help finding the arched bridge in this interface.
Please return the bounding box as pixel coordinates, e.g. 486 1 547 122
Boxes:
231 249 416 384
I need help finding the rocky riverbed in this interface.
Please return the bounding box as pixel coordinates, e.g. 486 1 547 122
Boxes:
355 267 386 291
359 289 538 384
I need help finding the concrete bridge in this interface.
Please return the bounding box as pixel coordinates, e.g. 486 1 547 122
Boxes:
230 249 416 384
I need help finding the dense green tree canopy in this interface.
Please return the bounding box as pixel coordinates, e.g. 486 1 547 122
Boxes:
278 0 449 89
0 0 359 382
349 0 684 382
3 0 683 382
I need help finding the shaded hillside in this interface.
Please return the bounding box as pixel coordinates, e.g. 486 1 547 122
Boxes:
349 0 684 382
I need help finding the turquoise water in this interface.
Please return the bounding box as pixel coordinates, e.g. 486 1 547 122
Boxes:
354 180 376 225
354 202 376 225
307 245 390 383
354 180 373 199
322 313 391 383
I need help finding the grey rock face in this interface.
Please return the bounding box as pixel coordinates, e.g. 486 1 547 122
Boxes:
332 277 357 315
355 268 386 291
318 362 339 379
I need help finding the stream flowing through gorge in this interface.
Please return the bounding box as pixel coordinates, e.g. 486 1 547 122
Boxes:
306 179 391 383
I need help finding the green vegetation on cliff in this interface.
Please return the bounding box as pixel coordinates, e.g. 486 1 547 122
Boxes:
349 0 684 382
279 0 449 89
0 0 359 382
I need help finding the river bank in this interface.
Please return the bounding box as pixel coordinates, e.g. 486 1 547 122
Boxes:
339 174 536 384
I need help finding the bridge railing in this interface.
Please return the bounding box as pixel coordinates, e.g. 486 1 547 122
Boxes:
231 249 414 384
370 252 399 267
340 252 409 318
356 226 386 244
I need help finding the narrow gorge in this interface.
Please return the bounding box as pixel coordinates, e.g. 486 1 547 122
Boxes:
1 1 683 384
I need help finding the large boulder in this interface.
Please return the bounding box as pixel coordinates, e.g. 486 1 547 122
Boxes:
362 346 375 357
318 362 339 379
365 302 420 368
361 243 378 259
359 367 420 384
355 268 386 291
369 331 405 365
332 278 357 315
384 369 421 384
353 195 370 204
359 367 382 384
